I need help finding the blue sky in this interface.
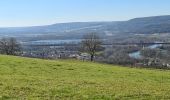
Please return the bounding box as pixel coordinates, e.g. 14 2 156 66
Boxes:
0 0 170 27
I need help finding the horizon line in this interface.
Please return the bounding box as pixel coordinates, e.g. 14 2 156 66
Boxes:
0 15 170 28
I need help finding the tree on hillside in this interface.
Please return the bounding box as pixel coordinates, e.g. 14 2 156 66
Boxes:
0 37 22 55
81 33 103 61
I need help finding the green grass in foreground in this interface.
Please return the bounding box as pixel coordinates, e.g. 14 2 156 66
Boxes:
0 55 170 99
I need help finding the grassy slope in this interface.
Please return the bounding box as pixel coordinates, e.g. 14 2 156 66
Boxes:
0 55 170 100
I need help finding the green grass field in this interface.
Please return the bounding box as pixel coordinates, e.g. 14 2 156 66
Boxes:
0 55 170 99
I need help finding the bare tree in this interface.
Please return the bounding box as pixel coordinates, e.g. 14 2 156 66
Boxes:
0 37 21 55
81 33 103 61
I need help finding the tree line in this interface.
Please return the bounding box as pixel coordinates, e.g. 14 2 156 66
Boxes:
0 38 21 55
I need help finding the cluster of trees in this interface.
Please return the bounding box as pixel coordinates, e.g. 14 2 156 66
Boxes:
0 38 21 55
98 45 139 65
140 46 170 68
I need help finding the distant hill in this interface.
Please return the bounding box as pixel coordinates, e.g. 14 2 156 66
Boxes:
116 15 170 34
1 15 170 39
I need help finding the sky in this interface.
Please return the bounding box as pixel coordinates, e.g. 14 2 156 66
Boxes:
0 0 170 27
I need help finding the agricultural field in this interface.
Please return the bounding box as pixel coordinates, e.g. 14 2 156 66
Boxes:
0 55 170 99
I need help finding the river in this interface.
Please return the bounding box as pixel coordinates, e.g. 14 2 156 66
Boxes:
24 39 82 45
129 44 162 59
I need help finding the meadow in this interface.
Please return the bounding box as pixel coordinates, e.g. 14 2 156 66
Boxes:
0 55 170 99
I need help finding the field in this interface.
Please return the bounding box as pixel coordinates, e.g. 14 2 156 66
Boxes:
0 55 170 99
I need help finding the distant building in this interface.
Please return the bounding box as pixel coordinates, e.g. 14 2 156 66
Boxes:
77 53 91 61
